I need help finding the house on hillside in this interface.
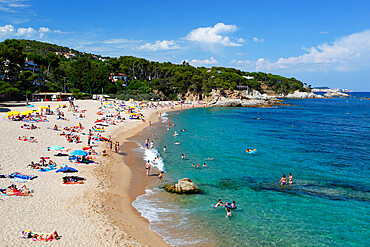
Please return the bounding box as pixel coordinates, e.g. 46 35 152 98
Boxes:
55 52 62 56
64 53 75 59
109 73 127 86
243 76 254 80
22 60 40 73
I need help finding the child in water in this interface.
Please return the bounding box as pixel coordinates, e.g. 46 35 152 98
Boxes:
157 171 164 182
226 208 232 218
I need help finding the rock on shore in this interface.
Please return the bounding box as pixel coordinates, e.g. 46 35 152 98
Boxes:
165 178 200 194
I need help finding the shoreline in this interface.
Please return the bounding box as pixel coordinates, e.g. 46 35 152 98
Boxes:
92 104 194 246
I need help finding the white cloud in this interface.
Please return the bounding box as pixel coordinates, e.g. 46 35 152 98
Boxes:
0 24 63 38
253 37 264 43
0 24 15 34
103 38 141 44
320 31 328 34
16 27 36 37
139 40 180 51
255 30 370 72
185 23 244 47
189 57 218 67
0 0 29 13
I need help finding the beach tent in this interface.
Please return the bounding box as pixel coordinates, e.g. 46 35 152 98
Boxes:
70 150 88 156
56 167 78 173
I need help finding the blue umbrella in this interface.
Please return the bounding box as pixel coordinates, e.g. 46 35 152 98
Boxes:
70 150 88 156
56 167 78 173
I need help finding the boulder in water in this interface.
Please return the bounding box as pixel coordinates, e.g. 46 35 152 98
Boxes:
165 178 200 194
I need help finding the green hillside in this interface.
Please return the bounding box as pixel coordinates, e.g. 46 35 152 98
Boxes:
0 39 310 100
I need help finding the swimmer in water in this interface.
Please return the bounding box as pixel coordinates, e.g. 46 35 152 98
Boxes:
214 199 225 207
174 141 180 145
203 163 208 167
163 146 166 153
279 174 287 185
181 154 185 160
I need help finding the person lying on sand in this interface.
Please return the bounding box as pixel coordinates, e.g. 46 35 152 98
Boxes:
32 231 60 241
2 184 32 196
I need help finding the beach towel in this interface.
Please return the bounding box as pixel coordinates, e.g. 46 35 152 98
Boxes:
38 167 56 172
10 173 37 180
10 177 30 183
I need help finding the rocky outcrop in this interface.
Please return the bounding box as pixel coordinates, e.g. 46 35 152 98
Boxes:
202 89 279 107
324 90 350 98
279 90 321 99
165 178 200 194
272 90 325 99
183 88 327 107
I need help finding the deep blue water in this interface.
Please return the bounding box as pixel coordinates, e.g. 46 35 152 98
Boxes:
133 92 370 246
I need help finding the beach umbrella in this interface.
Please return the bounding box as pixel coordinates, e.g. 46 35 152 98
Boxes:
56 167 78 173
7 111 20 116
49 145 64 151
70 150 88 156
40 106 50 109
21 110 35 115
129 106 136 109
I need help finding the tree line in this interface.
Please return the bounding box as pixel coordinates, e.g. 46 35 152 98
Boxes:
0 39 309 100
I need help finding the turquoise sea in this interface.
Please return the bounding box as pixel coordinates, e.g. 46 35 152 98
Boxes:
132 92 370 246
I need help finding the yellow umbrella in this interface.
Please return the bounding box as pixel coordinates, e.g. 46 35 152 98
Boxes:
21 110 35 115
40 106 50 109
129 106 136 109
7 111 20 116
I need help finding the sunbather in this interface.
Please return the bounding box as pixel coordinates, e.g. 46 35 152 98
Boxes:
32 231 60 241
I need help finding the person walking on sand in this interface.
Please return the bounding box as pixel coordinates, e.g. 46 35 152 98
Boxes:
145 160 151 176
157 171 164 182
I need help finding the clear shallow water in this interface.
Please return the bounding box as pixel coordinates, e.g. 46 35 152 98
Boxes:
133 93 370 246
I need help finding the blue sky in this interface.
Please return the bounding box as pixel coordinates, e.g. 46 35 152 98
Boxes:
0 0 369 91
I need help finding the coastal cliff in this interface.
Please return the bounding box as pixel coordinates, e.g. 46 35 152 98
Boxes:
189 89 322 107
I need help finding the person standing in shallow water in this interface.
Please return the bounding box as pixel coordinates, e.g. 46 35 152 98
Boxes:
226 208 232 218
289 173 293 185
280 174 287 185
157 171 164 182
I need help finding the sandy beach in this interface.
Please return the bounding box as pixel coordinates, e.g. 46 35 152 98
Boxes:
0 99 190 246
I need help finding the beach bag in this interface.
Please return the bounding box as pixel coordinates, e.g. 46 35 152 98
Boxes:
19 231 31 238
